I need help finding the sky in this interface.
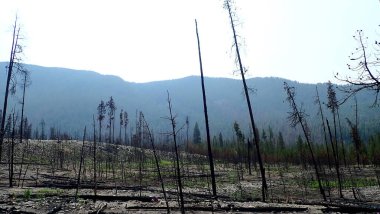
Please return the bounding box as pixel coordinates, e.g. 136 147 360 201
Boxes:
0 0 379 83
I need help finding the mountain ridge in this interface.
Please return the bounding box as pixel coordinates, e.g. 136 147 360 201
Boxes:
0 62 378 143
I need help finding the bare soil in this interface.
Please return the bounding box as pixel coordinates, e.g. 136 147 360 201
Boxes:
0 140 379 213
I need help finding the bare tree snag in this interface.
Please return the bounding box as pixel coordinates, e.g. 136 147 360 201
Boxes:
75 126 86 202
93 115 97 199
284 82 326 201
315 86 332 169
326 119 343 198
0 17 21 161
224 0 268 201
141 113 170 214
165 91 185 214
195 19 217 197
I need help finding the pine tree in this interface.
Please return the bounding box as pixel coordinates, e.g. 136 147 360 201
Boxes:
193 122 201 144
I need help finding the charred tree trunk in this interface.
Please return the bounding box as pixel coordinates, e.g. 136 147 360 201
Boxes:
284 82 326 201
315 86 331 169
166 92 185 214
93 115 97 199
336 109 347 167
0 19 20 161
75 126 86 202
195 19 217 197
247 138 252 175
17 70 29 186
224 0 267 201
9 112 17 187
326 119 343 198
141 113 170 214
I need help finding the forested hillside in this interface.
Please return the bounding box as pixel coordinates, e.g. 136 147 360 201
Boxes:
0 62 378 143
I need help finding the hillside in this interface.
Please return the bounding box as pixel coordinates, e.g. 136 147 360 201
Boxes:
0 62 378 143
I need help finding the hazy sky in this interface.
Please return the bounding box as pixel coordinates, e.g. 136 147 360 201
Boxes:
0 0 379 83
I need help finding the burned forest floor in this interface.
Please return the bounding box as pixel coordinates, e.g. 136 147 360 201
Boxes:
0 140 380 213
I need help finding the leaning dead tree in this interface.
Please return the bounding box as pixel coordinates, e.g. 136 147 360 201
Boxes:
165 91 185 214
141 113 170 213
224 0 268 201
335 29 380 105
195 19 217 197
284 82 326 201
0 17 23 161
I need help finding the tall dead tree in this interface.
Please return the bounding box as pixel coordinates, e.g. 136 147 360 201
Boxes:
0 17 22 160
123 111 129 145
224 0 267 201
106 96 116 144
17 68 30 186
119 109 123 143
346 97 362 167
97 100 106 142
284 82 326 201
9 111 18 187
75 126 86 202
195 19 217 197
327 82 347 167
165 91 185 214
315 86 331 169
141 113 170 213
326 119 343 198
92 115 97 198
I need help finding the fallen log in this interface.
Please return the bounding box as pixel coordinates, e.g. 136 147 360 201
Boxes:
78 195 156 202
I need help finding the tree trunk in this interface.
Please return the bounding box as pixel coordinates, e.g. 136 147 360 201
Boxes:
225 0 267 201
195 19 217 197
0 19 19 161
326 119 343 198
315 86 332 169
166 92 185 214
93 115 97 199
75 126 86 202
142 114 170 213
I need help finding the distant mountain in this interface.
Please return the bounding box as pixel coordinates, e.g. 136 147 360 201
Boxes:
0 62 379 143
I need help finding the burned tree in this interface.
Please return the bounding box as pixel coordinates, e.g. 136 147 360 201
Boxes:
315 86 332 169
335 30 380 105
284 82 326 201
17 67 31 186
92 115 97 198
106 96 116 144
224 0 267 201
97 100 106 142
195 19 217 197
123 111 129 144
346 97 363 167
326 119 344 198
327 81 347 167
119 109 123 143
165 91 185 214
141 113 170 213
0 17 24 160
75 126 86 201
